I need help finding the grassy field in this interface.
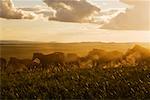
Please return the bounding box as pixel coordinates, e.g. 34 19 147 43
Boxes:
1 66 150 99
1 41 150 60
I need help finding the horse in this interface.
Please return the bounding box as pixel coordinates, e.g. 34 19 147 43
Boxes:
32 52 65 69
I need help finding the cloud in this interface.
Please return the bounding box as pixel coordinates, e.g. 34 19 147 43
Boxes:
101 0 150 30
0 0 36 19
43 0 100 22
20 5 55 19
33 5 56 18
94 8 125 25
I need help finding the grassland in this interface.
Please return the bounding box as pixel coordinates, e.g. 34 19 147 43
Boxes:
1 41 150 60
1 66 150 99
0 41 150 99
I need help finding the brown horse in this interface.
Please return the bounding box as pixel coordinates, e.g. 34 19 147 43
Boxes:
32 52 65 69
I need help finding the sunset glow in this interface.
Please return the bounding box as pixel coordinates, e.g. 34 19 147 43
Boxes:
0 0 150 42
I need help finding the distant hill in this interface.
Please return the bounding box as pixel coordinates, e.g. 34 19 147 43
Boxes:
0 40 150 45
0 40 42 45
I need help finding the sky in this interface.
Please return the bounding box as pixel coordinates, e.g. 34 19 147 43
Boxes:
0 0 150 43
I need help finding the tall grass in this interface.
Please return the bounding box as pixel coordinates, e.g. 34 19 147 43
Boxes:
1 65 150 99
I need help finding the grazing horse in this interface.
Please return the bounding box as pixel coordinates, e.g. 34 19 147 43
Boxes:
32 52 65 69
0 57 7 71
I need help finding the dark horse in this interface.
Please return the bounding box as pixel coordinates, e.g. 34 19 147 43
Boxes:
32 52 65 69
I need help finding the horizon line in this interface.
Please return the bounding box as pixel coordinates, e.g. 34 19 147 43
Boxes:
0 40 150 44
